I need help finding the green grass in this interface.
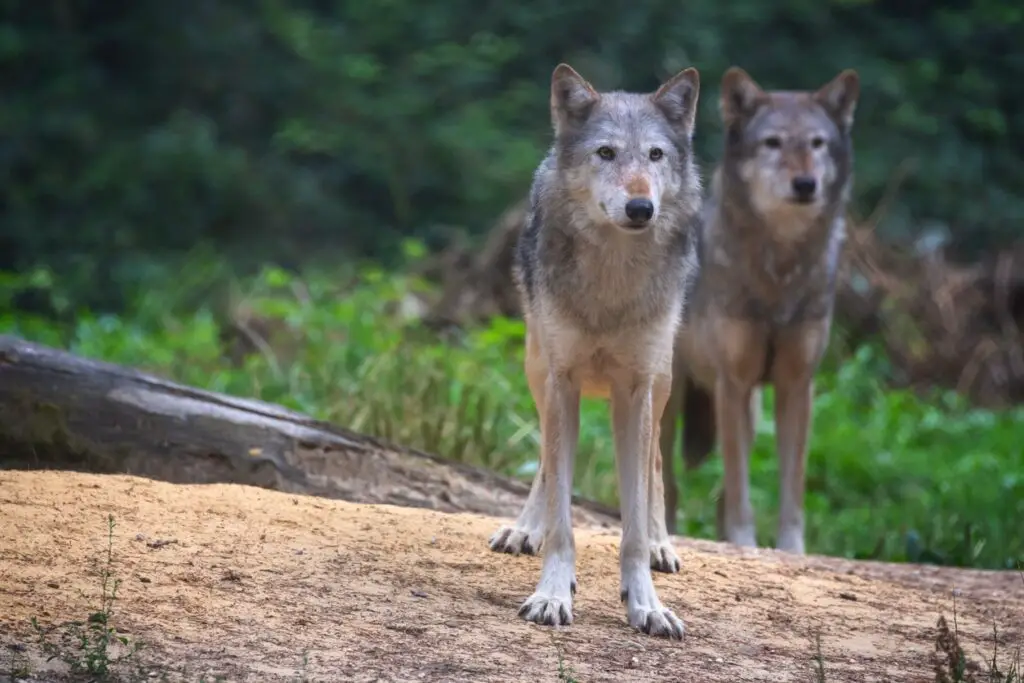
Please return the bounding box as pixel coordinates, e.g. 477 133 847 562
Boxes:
2 245 1022 570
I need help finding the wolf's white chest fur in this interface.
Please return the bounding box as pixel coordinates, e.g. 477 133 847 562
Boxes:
533 304 679 399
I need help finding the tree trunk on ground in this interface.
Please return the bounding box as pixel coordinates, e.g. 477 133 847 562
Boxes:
0 335 619 527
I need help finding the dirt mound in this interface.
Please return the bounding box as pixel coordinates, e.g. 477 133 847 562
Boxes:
2 470 1021 682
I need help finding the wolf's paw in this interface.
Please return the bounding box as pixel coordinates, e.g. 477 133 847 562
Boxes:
621 574 685 640
649 539 681 574
489 524 544 556
628 604 685 640
775 525 805 555
724 524 758 549
518 593 573 627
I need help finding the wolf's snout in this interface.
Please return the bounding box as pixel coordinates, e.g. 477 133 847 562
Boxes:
791 176 817 203
624 198 655 225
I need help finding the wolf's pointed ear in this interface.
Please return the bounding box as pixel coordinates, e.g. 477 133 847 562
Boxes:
719 67 765 125
551 63 599 133
814 69 860 131
652 67 700 136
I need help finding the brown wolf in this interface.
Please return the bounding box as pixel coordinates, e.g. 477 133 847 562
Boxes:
658 67 860 554
487 62 702 639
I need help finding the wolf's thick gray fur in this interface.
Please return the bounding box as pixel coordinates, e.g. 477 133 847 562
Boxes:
659 66 861 555
487 62 702 640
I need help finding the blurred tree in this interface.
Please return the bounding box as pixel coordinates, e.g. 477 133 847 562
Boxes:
1 0 1021 309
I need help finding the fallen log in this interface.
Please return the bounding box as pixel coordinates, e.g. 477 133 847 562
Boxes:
0 335 619 526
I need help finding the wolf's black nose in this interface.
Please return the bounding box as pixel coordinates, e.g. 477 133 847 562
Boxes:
625 198 655 223
791 176 817 201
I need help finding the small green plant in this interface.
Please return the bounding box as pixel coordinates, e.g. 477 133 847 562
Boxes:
934 593 1021 683
982 623 1021 683
31 514 142 678
5 643 32 680
294 649 312 682
813 632 827 683
555 642 580 683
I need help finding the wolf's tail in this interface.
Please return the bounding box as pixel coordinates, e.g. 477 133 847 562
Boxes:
681 377 716 470
680 379 761 471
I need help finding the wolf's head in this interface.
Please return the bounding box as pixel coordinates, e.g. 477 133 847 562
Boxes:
718 67 860 228
548 63 701 235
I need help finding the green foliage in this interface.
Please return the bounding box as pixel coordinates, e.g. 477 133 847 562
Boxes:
3 252 1021 571
2 0 1022 311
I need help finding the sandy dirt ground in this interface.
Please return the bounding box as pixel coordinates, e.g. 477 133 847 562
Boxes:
1 470 1022 683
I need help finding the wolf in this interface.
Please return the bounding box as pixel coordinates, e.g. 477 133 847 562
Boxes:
657 66 861 554
485 62 702 639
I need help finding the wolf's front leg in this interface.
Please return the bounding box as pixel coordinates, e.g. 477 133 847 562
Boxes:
490 329 550 556
648 411 681 573
774 374 814 555
489 467 546 556
657 349 689 538
518 372 579 627
715 376 758 548
612 376 685 640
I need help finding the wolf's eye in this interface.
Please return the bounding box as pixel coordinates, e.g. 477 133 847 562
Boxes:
810 136 826 150
649 147 664 161
763 136 782 149
597 146 616 161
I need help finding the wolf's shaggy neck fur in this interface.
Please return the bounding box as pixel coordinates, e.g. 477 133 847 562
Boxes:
526 151 700 335
707 157 848 289
688 163 848 327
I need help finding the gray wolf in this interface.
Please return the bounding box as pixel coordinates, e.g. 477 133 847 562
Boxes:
486 62 702 639
658 66 861 555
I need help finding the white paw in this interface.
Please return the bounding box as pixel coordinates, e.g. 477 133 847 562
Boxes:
518 593 573 626
649 539 681 574
632 605 685 639
489 524 544 555
776 526 805 555
620 572 685 640
725 524 757 549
